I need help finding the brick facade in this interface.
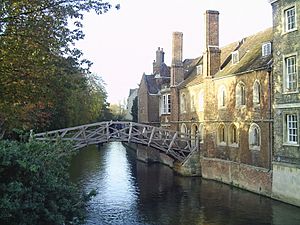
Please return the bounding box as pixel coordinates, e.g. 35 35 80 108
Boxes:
135 1 300 206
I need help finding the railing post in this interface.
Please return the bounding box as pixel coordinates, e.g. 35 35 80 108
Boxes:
128 122 133 143
167 132 177 153
106 122 110 142
148 127 155 146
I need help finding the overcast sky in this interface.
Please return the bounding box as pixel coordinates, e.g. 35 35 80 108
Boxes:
76 0 273 105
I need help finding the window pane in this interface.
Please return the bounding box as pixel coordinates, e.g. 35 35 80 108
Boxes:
287 114 298 143
285 56 297 91
285 7 296 31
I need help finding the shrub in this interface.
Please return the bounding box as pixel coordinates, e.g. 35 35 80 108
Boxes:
0 140 91 225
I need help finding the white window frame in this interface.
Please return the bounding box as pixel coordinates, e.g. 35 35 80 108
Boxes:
284 6 297 33
218 85 226 109
283 54 298 93
199 90 204 112
161 94 171 114
253 80 261 107
249 123 261 151
262 42 272 57
232 51 239 64
284 113 299 145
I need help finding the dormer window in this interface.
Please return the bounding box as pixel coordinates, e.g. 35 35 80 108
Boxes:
232 51 239 64
197 65 203 75
262 42 272 57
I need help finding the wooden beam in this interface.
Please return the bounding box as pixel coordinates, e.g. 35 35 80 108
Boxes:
148 127 156 146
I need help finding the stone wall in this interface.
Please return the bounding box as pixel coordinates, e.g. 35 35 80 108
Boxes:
272 162 300 207
201 157 272 196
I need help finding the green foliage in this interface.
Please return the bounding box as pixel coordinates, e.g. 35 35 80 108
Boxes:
0 0 116 136
131 96 138 122
0 139 92 225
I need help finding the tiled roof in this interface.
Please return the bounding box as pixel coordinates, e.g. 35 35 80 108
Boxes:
180 27 273 88
145 74 160 94
216 27 273 77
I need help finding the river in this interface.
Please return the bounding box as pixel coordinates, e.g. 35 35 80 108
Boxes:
69 142 300 225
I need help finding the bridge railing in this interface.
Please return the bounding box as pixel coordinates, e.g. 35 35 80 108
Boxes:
34 121 199 163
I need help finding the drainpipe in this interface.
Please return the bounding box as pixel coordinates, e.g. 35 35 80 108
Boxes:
268 69 273 171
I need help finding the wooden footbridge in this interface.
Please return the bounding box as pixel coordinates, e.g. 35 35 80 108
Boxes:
34 121 199 164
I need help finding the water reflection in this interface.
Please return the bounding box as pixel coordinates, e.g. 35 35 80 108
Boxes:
69 143 300 225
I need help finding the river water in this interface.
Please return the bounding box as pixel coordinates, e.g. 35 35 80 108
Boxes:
69 142 300 225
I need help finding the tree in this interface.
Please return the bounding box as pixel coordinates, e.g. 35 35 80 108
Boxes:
131 96 138 122
0 1 116 136
0 139 94 225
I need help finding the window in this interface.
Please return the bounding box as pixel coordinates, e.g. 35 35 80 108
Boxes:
262 42 272 57
161 94 171 114
236 82 246 107
284 55 297 92
180 123 188 138
249 123 261 150
218 124 226 145
229 124 238 146
181 93 187 113
197 65 203 75
232 51 239 64
284 6 296 32
191 95 196 112
199 124 204 143
218 85 226 108
253 81 261 106
199 90 204 112
286 114 298 144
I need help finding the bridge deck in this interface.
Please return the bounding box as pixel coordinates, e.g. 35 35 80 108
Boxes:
34 121 199 164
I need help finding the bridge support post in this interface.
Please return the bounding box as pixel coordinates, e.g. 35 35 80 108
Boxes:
173 150 201 176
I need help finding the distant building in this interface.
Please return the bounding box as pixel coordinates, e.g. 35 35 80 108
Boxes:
124 88 138 121
138 47 170 125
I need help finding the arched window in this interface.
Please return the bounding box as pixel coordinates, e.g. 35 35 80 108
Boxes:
199 123 204 143
249 123 261 150
191 95 196 112
253 81 261 106
236 82 246 107
191 123 198 147
229 124 238 146
199 90 204 112
218 124 226 145
181 93 187 113
180 123 188 138
218 85 226 108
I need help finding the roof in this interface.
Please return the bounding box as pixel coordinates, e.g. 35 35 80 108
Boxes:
144 74 160 94
180 27 273 88
215 27 273 77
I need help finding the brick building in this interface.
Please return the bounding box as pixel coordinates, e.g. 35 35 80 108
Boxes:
137 47 170 125
136 0 300 206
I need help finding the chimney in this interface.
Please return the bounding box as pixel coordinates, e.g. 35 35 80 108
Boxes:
203 10 221 77
171 32 184 86
156 47 164 65
153 47 165 74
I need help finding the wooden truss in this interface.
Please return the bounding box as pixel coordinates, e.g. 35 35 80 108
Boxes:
34 121 199 164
